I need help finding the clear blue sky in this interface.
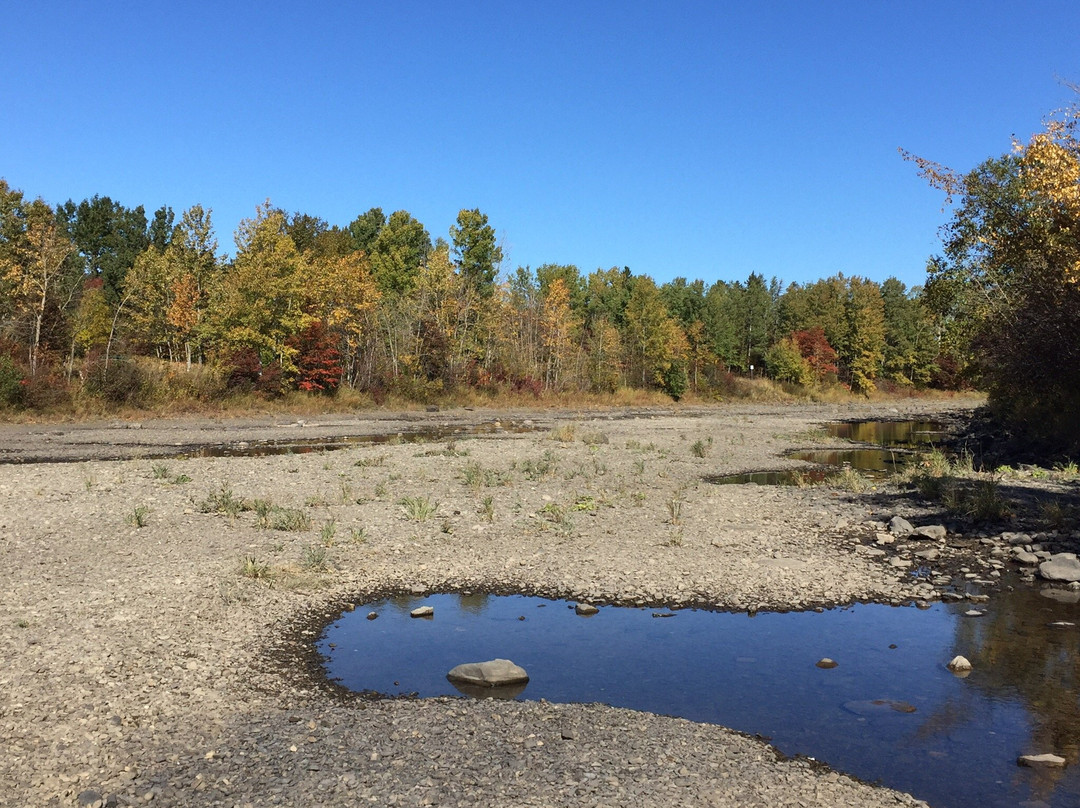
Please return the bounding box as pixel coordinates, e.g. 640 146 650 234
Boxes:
3 1 1078 290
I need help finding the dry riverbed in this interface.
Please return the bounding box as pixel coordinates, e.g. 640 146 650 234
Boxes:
1 399 1003 807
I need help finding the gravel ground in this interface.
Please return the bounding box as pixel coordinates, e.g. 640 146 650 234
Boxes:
0 399 986 807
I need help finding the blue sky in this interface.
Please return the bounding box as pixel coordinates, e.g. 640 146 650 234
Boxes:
3 1 1078 289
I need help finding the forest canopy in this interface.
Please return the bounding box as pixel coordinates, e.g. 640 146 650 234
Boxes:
0 186 952 413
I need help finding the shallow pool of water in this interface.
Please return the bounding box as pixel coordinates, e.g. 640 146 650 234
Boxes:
319 588 1080 808
826 420 947 446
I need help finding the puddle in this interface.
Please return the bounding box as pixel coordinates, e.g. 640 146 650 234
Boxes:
318 589 1080 808
786 447 915 472
709 420 945 485
826 419 946 446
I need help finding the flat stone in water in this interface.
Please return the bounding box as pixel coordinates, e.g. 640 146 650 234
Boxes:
410 606 434 618
1018 753 1067 768
447 658 529 688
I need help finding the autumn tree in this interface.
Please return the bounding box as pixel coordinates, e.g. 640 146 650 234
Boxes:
909 101 1080 453
205 203 310 382
0 191 78 373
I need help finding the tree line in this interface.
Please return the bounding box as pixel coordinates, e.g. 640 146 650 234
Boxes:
0 183 951 410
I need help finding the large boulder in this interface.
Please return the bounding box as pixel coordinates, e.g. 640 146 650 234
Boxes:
1039 553 1080 583
447 659 529 688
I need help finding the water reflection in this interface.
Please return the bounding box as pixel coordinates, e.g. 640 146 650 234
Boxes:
826 420 946 446
319 589 1080 808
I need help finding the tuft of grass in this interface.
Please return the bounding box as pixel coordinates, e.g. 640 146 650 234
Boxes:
1054 460 1079 479
302 543 329 572
199 484 246 517
462 461 512 489
573 495 597 512
550 424 577 442
399 495 439 521
170 473 192 484
252 498 274 527
966 478 1011 521
691 437 713 458
825 466 866 492
240 555 272 579
151 463 171 479
126 505 151 528
349 526 369 544
581 430 609 446
517 450 559 481
338 479 354 503
374 480 389 498
320 518 337 546
353 454 387 468
479 495 495 522
666 494 684 525
1040 500 1071 530
270 507 311 531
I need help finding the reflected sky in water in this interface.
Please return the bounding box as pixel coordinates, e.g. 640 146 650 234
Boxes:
320 588 1080 808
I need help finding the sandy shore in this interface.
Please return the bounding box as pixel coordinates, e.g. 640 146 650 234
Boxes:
1 399 986 807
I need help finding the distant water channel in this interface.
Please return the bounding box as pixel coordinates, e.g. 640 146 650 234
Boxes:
319 589 1080 808
710 419 948 485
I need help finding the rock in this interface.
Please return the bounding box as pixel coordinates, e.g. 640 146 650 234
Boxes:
913 525 947 540
856 545 886 557
410 606 434 618
914 549 941 561
575 603 599 616
447 659 529 687
1048 621 1076 628
1014 550 1040 565
1039 553 1080 583
1017 753 1066 768
946 655 972 673
889 516 914 537
816 658 838 669
964 609 985 617
366 611 378 620
77 791 104 808
889 557 910 569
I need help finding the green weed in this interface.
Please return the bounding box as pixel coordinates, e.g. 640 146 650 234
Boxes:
349 526 369 544
399 496 439 521
151 463 171 479
126 505 151 528
479 495 495 522
199 484 246 517
270 508 311 531
320 518 337 546
240 555 272 579
691 437 713 458
302 544 329 572
354 454 387 468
